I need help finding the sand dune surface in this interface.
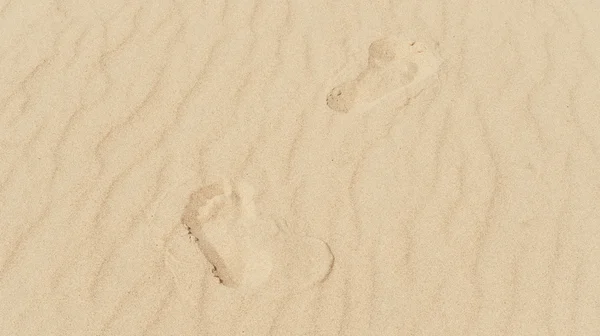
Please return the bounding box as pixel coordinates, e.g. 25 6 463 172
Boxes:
1 0 600 335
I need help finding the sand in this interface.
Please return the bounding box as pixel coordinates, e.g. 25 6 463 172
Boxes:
1 0 600 335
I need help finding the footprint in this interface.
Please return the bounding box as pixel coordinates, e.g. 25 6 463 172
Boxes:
175 178 334 293
326 34 442 113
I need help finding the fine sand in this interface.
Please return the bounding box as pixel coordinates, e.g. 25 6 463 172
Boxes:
1 0 600 335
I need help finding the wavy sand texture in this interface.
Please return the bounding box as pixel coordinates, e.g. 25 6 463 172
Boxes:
2 1 600 335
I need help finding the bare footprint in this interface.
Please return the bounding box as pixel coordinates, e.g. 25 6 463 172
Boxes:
175 178 334 293
326 34 442 113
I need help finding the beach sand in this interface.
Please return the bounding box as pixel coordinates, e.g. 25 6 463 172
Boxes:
1 0 600 335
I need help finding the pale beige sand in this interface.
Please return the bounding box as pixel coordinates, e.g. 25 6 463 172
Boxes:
1 0 600 335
